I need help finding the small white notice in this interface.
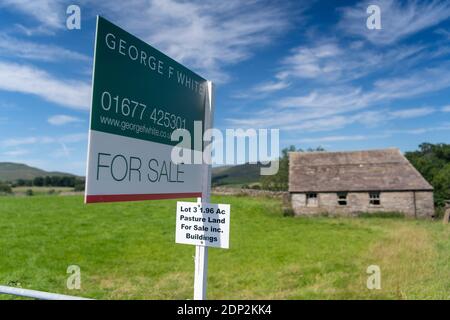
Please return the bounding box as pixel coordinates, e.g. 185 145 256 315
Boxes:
176 201 230 249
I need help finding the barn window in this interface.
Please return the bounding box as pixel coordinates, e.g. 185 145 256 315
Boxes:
306 193 318 207
369 192 381 205
337 192 348 206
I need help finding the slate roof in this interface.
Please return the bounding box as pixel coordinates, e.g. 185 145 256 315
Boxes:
289 148 433 192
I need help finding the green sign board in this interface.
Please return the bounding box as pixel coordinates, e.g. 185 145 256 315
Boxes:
85 16 208 203
91 16 207 148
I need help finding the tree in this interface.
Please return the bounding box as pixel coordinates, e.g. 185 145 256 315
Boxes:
0 182 12 194
44 176 52 186
405 143 450 207
33 177 44 187
432 163 450 207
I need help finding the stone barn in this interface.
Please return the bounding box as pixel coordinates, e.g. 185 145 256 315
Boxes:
289 148 434 218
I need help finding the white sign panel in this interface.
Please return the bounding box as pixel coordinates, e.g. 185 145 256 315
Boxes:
176 202 230 249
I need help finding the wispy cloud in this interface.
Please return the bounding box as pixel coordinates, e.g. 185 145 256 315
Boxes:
0 0 65 31
298 134 385 143
436 28 450 40
388 107 436 119
252 80 291 94
338 0 450 45
0 33 89 62
442 105 450 112
1 133 86 148
227 67 446 132
1 148 29 157
235 38 431 99
48 115 83 126
98 0 297 82
0 61 90 110
278 41 426 83
52 142 72 158
387 123 450 135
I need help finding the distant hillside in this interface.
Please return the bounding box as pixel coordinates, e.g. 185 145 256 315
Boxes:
212 163 271 186
0 162 77 181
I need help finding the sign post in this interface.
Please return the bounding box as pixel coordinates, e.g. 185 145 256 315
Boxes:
195 81 214 300
86 16 221 301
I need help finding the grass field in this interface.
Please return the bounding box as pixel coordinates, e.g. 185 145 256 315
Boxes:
1 195 450 299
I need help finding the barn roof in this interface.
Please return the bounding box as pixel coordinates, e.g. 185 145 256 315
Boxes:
289 148 433 193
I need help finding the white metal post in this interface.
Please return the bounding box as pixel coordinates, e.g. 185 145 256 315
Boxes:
0 285 92 300
194 81 215 300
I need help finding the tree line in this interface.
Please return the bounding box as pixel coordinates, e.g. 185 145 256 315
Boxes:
5 175 86 191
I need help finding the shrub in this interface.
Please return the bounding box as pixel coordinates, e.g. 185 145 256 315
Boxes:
25 189 34 196
74 183 85 192
282 207 295 217
358 211 404 219
0 182 12 194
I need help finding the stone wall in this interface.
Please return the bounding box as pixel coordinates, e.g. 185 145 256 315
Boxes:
414 191 435 218
291 191 434 218
212 187 287 198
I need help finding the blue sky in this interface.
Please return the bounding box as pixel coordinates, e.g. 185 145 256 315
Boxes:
0 0 450 175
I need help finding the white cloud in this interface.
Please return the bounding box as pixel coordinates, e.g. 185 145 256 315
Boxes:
252 80 290 93
436 28 450 40
388 107 436 119
278 41 426 83
0 0 65 31
338 0 450 45
52 142 72 158
235 39 428 100
48 115 83 126
226 64 449 132
442 105 450 112
1 133 86 148
388 123 450 135
58 133 86 143
96 0 296 82
1 149 29 157
278 43 343 79
0 33 89 62
298 134 384 143
1 137 42 147
0 61 90 110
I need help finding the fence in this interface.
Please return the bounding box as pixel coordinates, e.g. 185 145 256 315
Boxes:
0 285 92 300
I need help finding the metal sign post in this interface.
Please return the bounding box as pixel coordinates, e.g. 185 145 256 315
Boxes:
193 81 214 300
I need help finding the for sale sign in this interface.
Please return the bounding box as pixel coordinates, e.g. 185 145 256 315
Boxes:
85 16 207 203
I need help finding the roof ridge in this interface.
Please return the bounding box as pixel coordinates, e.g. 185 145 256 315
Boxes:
289 148 399 156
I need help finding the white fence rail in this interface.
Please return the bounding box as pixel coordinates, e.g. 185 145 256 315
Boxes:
0 285 92 300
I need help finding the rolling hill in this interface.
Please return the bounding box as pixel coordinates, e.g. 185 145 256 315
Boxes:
1 161 266 186
0 162 77 181
212 162 271 186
